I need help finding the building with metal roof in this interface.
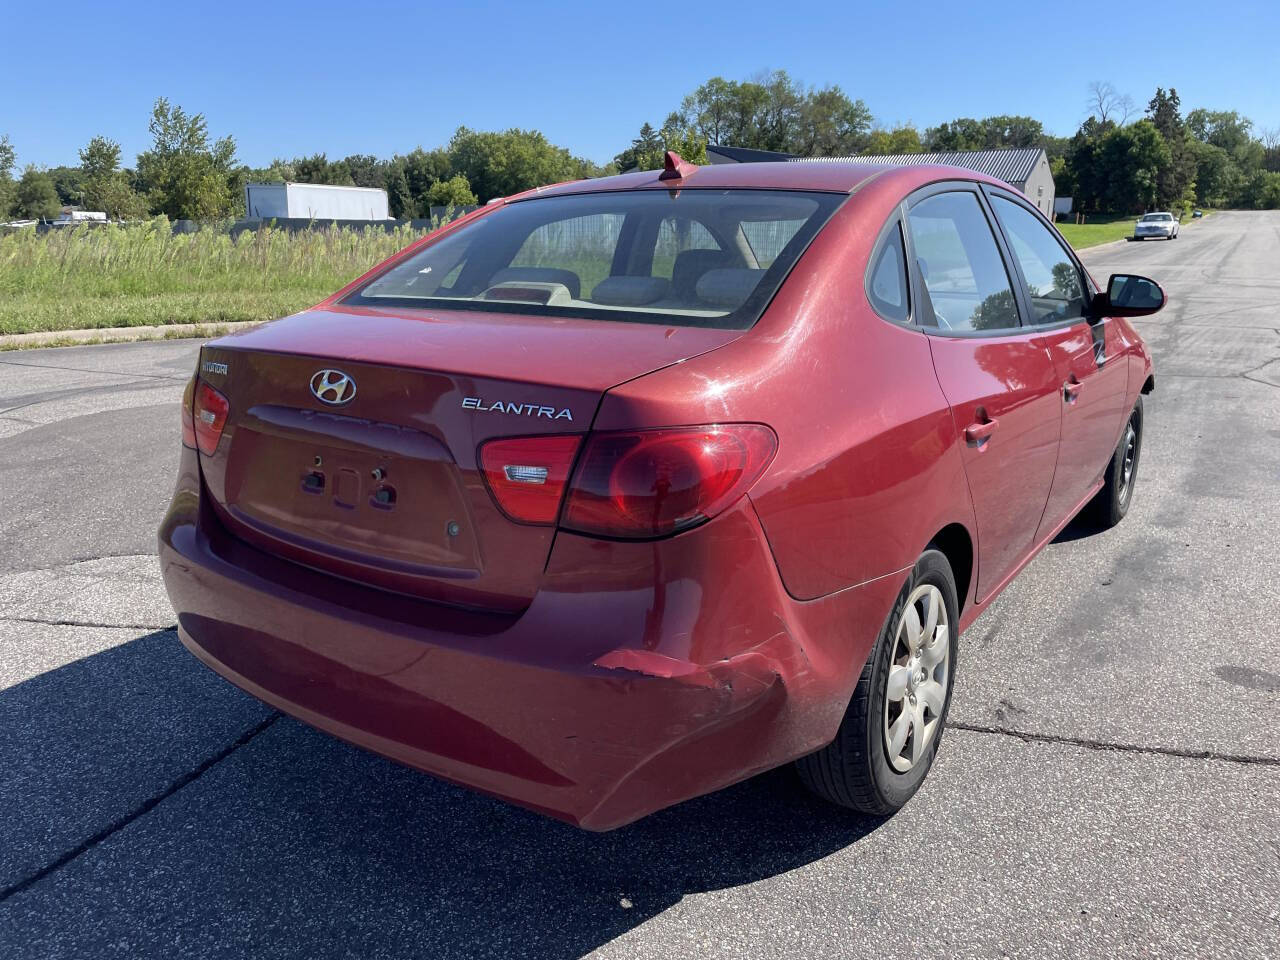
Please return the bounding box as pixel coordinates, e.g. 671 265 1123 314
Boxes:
789 148 1056 217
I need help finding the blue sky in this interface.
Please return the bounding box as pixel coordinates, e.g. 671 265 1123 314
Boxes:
4 0 1278 170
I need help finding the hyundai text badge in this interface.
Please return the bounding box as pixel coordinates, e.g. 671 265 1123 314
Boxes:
310 369 357 405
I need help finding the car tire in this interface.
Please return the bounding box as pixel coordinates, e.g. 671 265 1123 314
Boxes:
1089 396 1143 528
796 548 959 816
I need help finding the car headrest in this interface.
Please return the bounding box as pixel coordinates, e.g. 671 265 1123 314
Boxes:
694 268 766 309
671 249 735 299
591 276 672 307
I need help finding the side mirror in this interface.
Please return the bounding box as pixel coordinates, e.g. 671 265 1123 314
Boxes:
1095 273 1165 318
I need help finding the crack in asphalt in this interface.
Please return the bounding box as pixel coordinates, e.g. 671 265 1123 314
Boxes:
0 713 280 905
0 616 176 631
0 356 189 382
950 721 1280 767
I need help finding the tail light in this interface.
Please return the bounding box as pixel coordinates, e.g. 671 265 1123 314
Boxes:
479 435 582 524
193 380 230 456
181 376 197 449
562 424 776 538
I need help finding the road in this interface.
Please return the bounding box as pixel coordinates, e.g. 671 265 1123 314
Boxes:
1 211 1278 959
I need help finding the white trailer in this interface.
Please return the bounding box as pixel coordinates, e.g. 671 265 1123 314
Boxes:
244 182 390 221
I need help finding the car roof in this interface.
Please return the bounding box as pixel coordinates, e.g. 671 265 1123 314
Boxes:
517 160 1003 200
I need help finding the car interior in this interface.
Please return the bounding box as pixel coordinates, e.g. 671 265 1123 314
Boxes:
351 190 840 326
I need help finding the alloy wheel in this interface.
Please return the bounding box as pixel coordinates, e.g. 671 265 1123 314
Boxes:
1119 416 1138 504
883 583 950 773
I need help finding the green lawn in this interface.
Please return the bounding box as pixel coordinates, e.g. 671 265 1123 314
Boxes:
0 220 430 336
1053 215 1139 249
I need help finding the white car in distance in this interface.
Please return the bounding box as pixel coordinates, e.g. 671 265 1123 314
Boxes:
1132 211 1180 240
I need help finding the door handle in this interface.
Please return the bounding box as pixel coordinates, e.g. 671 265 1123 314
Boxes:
1063 377 1082 403
964 417 999 447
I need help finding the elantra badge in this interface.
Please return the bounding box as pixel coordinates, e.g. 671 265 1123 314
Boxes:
310 369 357 405
462 396 573 421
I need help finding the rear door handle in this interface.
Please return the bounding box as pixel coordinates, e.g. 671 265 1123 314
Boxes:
964 418 999 446
1064 378 1082 402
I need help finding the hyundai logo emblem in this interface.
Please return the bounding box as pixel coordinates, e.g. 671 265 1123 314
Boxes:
310 369 356 405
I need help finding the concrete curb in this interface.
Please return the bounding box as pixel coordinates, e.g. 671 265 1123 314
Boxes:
0 320 263 351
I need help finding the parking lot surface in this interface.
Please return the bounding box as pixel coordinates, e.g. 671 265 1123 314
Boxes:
1 211 1278 959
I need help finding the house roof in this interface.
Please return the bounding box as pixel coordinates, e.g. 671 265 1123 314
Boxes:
789 148 1046 185
706 145 795 164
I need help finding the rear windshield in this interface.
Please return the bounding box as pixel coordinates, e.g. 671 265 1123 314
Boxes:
344 189 844 329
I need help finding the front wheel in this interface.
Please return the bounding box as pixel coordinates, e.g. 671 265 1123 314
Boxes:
796 549 959 815
1088 396 1143 528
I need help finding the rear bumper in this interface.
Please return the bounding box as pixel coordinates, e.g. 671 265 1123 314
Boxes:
159 450 904 829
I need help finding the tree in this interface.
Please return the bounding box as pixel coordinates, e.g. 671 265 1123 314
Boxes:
0 135 13 217
423 174 478 210
1186 109 1253 154
385 163 413 218
794 86 872 155
613 121 708 171
79 136 148 219
1261 127 1280 173
293 153 354 185
447 127 586 203
865 125 923 155
1086 81 1135 126
47 166 85 206
1099 121 1170 211
13 166 61 220
0 135 13 181
1190 141 1239 208
665 72 870 156
341 154 386 189
613 122 665 171
1144 88 1196 210
135 97 238 220
924 115 1043 152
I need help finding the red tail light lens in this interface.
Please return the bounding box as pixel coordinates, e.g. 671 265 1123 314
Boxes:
193 381 230 456
562 424 777 539
479 435 582 524
181 376 197 449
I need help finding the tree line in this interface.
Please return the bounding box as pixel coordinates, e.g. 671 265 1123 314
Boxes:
2 74 1278 223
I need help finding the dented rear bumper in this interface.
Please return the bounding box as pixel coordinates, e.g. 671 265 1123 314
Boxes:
160 449 903 829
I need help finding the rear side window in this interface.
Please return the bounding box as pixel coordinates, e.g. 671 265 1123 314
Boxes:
867 223 909 323
990 196 1088 324
348 189 844 329
907 191 1020 333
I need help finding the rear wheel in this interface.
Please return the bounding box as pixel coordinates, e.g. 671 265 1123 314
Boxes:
1089 397 1143 528
796 549 958 815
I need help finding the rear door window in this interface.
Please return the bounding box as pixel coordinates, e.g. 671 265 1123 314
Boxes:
907 191 1020 333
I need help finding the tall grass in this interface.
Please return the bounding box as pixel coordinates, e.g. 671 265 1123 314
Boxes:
0 217 432 334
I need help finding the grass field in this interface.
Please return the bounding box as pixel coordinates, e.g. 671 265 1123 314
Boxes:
0 219 430 336
1052 214 1139 249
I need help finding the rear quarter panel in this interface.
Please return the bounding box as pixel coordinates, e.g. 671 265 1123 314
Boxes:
593 174 977 602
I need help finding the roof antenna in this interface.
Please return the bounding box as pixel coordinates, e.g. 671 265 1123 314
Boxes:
658 150 698 181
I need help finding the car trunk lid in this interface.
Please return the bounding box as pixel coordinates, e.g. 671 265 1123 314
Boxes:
195 305 740 611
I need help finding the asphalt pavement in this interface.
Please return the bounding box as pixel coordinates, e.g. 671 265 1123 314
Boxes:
1 211 1278 959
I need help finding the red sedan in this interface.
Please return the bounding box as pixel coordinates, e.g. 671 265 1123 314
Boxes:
161 155 1161 829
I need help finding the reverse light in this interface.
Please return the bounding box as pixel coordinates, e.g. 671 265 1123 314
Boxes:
193 380 230 456
479 435 582 524
181 376 197 449
562 424 777 539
